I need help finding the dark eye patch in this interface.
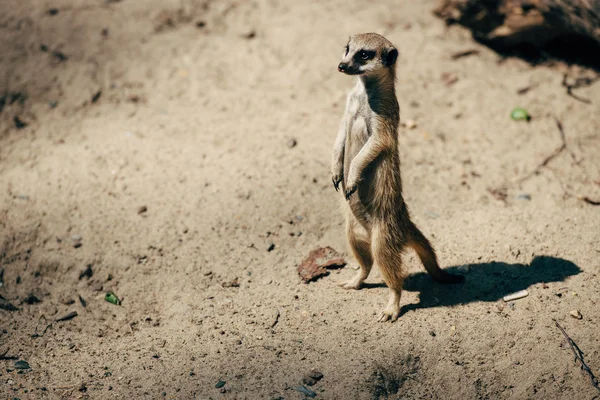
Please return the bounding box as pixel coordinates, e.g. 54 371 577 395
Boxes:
355 50 376 61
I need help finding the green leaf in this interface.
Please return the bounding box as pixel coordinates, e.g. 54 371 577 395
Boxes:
104 291 121 305
510 107 530 121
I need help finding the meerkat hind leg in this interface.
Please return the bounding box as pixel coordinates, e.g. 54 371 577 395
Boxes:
339 218 373 290
372 225 405 322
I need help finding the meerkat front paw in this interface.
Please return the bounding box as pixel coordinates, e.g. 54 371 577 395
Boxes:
332 174 343 191
344 184 357 200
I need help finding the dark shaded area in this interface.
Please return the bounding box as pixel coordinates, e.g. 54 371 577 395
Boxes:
435 0 600 71
399 256 580 315
491 34 600 71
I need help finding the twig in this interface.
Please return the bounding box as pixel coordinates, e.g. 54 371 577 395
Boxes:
55 311 78 322
513 118 599 205
581 197 600 206
0 347 18 360
451 49 479 60
562 73 600 104
516 117 569 183
553 319 600 392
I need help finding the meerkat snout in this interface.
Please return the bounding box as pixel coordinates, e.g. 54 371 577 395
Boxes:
338 33 399 76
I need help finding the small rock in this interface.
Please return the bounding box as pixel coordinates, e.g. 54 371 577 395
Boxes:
294 386 317 398
516 194 532 201
215 380 226 389
297 246 346 283
0 297 19 311
79 264 93 280
429 330 436 337
222 277 240 288
424 210 439 219
267 243 275 252
303 376 317 386
14 360 31 370
570 310 583 320
91 90 102 103
138 205 148 214
403 119 417 129
308 370 324 381
457 264 470 273
23 294 41 305
13 116 28 129
441 72 458 86
287 138 297 148
71 234 83 249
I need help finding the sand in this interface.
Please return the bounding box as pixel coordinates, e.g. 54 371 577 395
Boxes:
1 0 599 399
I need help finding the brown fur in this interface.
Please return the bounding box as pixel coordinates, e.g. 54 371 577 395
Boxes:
332 33 464 322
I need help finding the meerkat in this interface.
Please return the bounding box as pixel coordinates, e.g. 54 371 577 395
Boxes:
331 33 464 322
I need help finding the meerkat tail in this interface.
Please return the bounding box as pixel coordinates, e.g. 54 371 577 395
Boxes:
408 224 464 284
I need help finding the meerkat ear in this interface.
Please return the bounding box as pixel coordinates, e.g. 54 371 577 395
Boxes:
384 48 398 66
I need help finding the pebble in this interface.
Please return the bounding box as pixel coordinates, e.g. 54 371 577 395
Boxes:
267 243 275 252
429 330 436 337
14 360 31 370
287 138 297 148
569 310 583 320
503 290 528 302
424 210 439 219
516 194 531 201
71 234 82 249
215 380 226 389
294 386 317 398
457 265 470 273
403 119 417 129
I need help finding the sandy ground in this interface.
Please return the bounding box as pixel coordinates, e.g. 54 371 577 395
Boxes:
1 0 600 399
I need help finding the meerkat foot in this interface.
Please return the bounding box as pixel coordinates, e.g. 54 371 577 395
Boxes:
338 272 365 290
377 291 401 322
377 305 400 322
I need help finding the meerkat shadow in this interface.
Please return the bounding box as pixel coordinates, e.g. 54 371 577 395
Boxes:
399 256 581 316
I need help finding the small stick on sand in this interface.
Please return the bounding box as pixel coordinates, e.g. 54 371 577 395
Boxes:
553 319 600 392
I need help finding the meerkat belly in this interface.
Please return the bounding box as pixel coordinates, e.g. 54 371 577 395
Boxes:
343 116 368 182
343 115 379 224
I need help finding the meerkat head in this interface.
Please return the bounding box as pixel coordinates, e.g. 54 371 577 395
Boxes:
338 33 398 76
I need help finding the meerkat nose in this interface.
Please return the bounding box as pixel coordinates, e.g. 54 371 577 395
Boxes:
338 62 348 72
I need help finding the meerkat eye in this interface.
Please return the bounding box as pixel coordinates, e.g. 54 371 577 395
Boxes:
345 45 349 56
360 51 369 60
